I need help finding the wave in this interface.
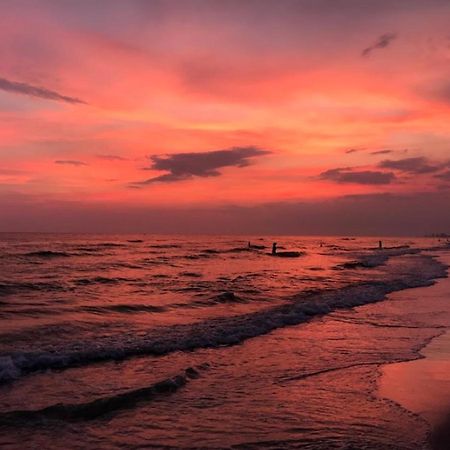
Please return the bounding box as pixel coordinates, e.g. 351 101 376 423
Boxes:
0 365 207 424
208 291 245 304
202 247 266 254
73 246 105 252
24 250 71 258
184 253 214 260
0 251 446 384
2 292 244 317
139 257 178 266
335 247 420 270
110 262 144 269
148 244 181 249
271 251 305 258
185 246 273 259
70 291 246 316
228 247 264 253
175 292 248 309
0 306 68 318
93 243 124 248
201 248 221 254
66 243 124 252
22 247 125 258
279 361 391 383
0 281 66 296
73 276 134 286
81 304 167 314
179 271 203 278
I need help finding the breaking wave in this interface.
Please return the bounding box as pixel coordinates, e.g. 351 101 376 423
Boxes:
334 247 420 270
0 365 207 423
0 252 445 384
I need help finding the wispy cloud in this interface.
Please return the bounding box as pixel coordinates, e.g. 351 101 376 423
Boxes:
345 148 363 154
370 149 395 155
54 160 87 166
0 77 86 104
435 170 450 181
378 157 441 174
96 154 128 161
132 146 270 185
319 167 396 185
361 33 397 57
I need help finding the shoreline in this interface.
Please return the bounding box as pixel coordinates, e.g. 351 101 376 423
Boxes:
377 253 450 448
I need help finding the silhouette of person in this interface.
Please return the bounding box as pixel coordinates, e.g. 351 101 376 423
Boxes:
272 242 277 255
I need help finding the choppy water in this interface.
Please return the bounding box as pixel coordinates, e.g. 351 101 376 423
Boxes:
0 234 448 449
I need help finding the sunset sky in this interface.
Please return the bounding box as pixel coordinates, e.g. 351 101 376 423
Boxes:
1 0 450 234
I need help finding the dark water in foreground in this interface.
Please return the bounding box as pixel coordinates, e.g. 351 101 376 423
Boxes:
0 234 448 449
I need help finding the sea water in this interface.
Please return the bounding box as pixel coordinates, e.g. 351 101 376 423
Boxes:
0 234 448 449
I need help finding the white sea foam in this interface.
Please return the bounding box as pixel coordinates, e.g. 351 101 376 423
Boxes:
0 251 446 384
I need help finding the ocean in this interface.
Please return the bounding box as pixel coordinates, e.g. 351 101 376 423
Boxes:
0 234 448 449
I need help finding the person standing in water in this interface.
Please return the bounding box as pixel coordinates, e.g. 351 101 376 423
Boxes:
272 242 277 255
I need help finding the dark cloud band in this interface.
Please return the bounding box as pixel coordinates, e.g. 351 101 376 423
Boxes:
133 146 270 185
320 167 396 185
378 157 441 174
0 77 86 104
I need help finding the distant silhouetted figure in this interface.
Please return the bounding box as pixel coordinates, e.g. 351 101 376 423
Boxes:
272 242 277 255
379 240 383 249
248 241 251 248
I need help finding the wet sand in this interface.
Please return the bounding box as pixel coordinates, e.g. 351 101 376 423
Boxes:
379 254 450 446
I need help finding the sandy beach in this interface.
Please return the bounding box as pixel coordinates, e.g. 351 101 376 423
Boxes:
379 254 450 448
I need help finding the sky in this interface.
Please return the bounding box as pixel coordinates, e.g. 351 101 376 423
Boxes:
1 0 450 235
